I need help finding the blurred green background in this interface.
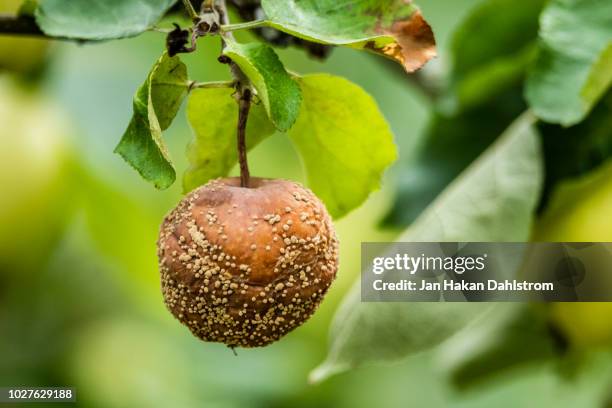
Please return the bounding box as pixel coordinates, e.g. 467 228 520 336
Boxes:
1 0 612 407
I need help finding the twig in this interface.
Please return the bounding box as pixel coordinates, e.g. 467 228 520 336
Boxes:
217 0 253 188
191 80 236 89
148 26 173 33
221 20 268 33
181 0 199 21
0 14 42 36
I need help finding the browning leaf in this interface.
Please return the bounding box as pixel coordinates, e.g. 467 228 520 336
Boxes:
261 0 437 73
369 10 437 72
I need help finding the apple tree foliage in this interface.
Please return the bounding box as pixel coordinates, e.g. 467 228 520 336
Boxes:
29 0 438 219
7 0 612 394
314 0 612 390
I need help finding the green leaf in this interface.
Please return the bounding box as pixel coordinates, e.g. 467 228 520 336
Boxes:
383 0 543 227
391 88 612 227
310 113 543 383
18 0 38 17
183 87 276 192
397 113 543 241
382 87 527 227
452 45 537 112
450 0 545 83
310 293 490 384
526 0 612 126
35 0 175 40
288 74 397 219
223 41 302 132
402 87 609 224
149 53 189 131
115 53 188 190
446 0 544 111
437 305 559 390
445 0 544 111
260 0 436 73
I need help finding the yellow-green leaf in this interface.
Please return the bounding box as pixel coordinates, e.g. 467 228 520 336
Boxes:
288 74 397 219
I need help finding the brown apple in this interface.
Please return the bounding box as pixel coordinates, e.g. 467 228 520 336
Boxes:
158 177 339 347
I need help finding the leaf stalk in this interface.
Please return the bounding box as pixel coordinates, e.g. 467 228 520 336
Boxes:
181 0 199 21
221 20 268 33
191 80 236 89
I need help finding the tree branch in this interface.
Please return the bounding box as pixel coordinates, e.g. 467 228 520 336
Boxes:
0 14 43 36
0 2 332 61
221 19 267 33
191 80 236 89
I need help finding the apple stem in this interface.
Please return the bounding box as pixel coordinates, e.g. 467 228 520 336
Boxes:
237 88 252 188
216 0 253 188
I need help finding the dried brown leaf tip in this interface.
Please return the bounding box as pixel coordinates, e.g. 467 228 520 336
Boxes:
369 10 437 73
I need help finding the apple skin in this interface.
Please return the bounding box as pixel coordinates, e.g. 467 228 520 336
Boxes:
533 162 612 349
0 77 73 275
0 0 50 74
158 177 339 347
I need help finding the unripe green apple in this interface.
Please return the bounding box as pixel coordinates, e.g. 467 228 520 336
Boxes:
533 162 612 348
